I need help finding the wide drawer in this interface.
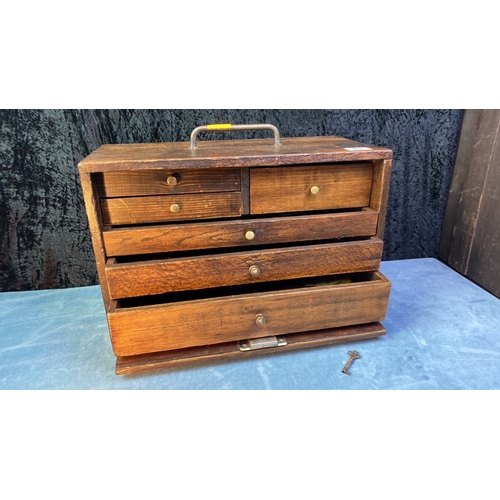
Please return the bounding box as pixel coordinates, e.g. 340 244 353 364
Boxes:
105 237 384 299
100 192 242 225
108 271 391 356
96 168 241 197
102 209 379 256
250 163 374 214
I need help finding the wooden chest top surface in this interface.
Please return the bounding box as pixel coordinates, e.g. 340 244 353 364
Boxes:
78 136 393 172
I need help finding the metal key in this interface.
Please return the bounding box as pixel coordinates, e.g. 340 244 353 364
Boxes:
342 350 360 375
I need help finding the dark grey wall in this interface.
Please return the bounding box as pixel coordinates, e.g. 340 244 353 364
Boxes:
0 109 463 292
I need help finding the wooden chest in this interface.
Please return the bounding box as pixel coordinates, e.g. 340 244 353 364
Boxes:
79 125 393 374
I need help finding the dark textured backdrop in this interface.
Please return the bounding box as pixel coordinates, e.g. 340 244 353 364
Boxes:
0 109 463 292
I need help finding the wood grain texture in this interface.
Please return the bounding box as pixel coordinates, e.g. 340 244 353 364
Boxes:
102 210 379 256
115 322 386 374
108 272 391 356
100 192 242 225
370 159 392 239
78 137 393 173
439 109 500 298
105 238 384 299
466 149 500 298
439 110 492 268
249 163 373 214
96 168 240 197
79 173 112 306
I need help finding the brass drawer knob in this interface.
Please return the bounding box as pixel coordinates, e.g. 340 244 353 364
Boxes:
170 203 180 213
245 230 255 241
310 185 319 195
249 265 261 277
167 173 181 185
255 314 266 326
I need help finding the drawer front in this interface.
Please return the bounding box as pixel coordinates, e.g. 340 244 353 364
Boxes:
108 271 391 356
105 237 383 299
96 168 240 197
103 209 379 256
250 163 374 214
100 192 242 225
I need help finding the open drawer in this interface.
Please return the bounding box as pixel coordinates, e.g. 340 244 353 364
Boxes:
107 271 391 357
105 237 384 299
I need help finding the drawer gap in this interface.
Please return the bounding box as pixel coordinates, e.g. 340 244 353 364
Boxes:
115 271 383 309
242 207 368 218
101 188 241 199
103 207 368 229
111 236 376 264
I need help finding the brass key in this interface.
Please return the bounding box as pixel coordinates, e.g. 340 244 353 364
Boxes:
342 350 360 375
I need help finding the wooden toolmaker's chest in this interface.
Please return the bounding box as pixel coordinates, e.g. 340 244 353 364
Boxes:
79 124 393 374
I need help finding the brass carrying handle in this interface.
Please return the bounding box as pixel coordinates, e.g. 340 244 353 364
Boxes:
190 123 281 148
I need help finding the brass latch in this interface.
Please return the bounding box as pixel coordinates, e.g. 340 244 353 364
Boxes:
239 336 287 351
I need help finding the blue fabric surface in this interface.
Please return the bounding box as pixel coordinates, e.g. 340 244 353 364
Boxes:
1 258 500 390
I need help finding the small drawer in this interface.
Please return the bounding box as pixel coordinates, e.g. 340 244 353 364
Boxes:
250 163 374 214
96 168 240 197
105 237 383 299
107 271 391 356
100 192 242 225
102 209 379 256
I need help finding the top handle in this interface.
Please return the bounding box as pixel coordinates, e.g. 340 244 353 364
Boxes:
190 123 281 148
